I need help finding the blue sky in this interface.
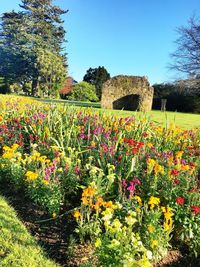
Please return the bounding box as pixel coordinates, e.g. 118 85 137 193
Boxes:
1 0 200 84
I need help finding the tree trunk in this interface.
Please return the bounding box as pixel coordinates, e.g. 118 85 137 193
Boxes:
31 79 38 97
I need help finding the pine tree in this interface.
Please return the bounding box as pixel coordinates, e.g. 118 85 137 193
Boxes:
0 0 67 96
20 0 67 52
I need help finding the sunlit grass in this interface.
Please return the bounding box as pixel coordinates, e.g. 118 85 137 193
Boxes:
0 195 58 267
34 98 200 129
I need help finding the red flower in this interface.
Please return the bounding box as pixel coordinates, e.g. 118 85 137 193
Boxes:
118 155 123 162
131 148 138 154
170 169 180 176
176 196 185 205
142 132 148 137
174 179 180 185
191 206 200 214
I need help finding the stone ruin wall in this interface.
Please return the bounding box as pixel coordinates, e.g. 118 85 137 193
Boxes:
101 75 154 112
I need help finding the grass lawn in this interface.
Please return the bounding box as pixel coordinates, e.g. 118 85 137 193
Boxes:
38 98 200 129
102 109 200 129
0 195 58 267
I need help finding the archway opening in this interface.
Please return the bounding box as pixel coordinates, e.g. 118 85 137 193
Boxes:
113 94 140 111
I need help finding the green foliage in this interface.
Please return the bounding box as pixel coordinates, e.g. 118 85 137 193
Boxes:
153 83 200 113
0 0 67 97
153 83 177 99
83 66 110 100
36 48 66 98
68 82 99 102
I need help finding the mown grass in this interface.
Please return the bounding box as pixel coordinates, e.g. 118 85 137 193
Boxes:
0 195 58 267
101 109 200 129
38 98 200 129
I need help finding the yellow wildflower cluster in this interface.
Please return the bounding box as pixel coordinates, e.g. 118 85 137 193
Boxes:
175 151 184 159
147 224 155 233
154 163 165 176
30 151 51 164
2 144 19 159
151 239 158 249
134 195 142 206
81 186 96 206
25 171 38 182
148 196 160 209
147 158 164 176
161 207 173 231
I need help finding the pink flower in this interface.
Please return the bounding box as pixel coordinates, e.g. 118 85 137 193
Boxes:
75 166 80 175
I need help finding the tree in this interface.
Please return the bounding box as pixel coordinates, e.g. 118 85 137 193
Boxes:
36 48 66 97
152 83 177 98
67 82 98 102
19 0 67 52
83 66 110 99
170 16 200 76
0 0 67 97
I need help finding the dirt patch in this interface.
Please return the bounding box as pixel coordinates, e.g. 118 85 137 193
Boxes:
0 184 199 267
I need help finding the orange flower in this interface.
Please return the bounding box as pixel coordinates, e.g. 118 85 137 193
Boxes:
93 196 104 210
81 196 89 205
103 201 113 208
82 187 96 197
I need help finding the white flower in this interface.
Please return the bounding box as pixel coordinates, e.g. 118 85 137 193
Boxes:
146 250 153 260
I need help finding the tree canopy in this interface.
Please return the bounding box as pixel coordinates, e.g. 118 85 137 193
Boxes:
0 0 67 97
67 81 98 102
83 66 110 100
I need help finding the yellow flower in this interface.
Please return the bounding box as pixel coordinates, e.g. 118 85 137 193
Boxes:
134 195 142 206
147 224 154 233
39 155 47 162
154 163 164 175
162 207 173 231
73 210 81 219
148 196 160 209
147 143 153 148
151 239 158 248
181 165 190 171
2 151 14 159
95 238 102 248
175 151 183 159
125 215 137 226
90 141 96 147
147 158 156 174
52 213 57 219
43 180 49 186
44 126 50 136
108 239 120 248
82 187 96 197
102 208 113 222
81 196 89 206
11 144 19 151
25 171 38 181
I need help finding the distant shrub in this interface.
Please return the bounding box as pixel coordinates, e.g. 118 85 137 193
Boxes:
67 81 98 102
153 93 200 113
152 83 200 113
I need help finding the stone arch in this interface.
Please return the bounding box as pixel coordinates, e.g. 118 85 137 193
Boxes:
101 75 154 112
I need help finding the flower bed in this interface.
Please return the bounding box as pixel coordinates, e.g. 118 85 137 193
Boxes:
0 95 200 266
